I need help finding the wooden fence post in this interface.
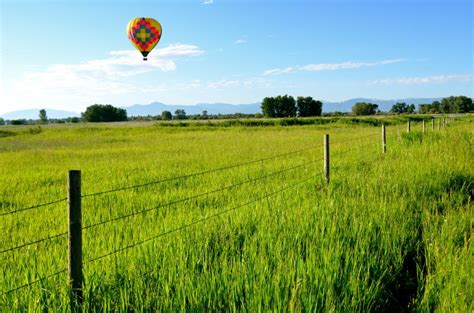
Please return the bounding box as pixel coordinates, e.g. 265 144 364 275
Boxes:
324 134 330 183
431 118 434 131
438 118 441 131
407 120 411 133
68 170 83 309
382 125 386 154
422 120 426 134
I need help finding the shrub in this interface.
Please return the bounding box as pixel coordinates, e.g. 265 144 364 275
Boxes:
82 104 127 122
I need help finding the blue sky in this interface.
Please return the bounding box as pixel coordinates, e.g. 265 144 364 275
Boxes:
0 0 472 114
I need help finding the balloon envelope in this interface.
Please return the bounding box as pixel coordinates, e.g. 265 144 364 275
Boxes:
127 17 162 61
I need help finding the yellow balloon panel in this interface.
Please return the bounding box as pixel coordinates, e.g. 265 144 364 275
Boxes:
127 17 162 59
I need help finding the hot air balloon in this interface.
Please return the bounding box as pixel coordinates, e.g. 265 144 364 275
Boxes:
127 17 162 61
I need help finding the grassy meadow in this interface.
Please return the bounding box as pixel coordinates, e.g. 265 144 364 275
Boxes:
0 116 472 311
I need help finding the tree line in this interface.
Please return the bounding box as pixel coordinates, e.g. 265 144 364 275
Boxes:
1 95 471 125
351 96 472 116
417 96 472 114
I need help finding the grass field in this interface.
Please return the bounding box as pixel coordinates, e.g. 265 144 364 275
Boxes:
0 117 472 311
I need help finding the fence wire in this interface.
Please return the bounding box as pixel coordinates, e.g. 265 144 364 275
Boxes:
0 231 67 255
86 172 319 264
0 198 67 217
1 124 457 299
82 157 322 230
1 269 67 296
81 144 322 198
0 132 380 218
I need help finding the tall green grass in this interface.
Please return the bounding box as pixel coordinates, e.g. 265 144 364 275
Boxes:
0 117 472 311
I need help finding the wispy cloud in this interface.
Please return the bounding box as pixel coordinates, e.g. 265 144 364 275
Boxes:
22 43 203 82
207 79 240 89
369 74 472 85
23 44 204 86
263 59 406 76
206 77 272 89
234 39 247 44
4 44 204 111
202 0 214 4
263 67 298 76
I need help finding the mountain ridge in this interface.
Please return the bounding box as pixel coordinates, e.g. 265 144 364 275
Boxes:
1 97 444 119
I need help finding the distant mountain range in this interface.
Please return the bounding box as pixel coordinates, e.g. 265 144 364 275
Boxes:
123 98 443 116
1 98 443 120
124 102 262 116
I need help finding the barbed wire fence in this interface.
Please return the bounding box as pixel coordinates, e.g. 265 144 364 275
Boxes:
0 116 459 308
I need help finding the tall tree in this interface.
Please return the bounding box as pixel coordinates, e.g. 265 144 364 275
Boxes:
261 97 277 117
440 97 452 113
39 109 48 123
174 109 187 120
276 95 296 117
297 97 322 117
453 96 473 112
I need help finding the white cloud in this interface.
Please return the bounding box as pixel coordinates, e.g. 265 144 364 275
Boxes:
263 59 406 76
369 74 473 85
205 77 272 90
234 39 247 44
263 67 297 76
202 0 214 4
207 79 240 89
1 44 204 113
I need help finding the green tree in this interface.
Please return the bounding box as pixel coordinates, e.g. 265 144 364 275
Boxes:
297 97 323 117
419 101 442 114
174 109 187 120
418 104 432 114
261 97 277 117
440 97 452 113
39 109 48 123
439 96 473 113
452 96 473 112
202 110 209 119
390 102 415 114
0 118 5 125
261 95 297 117
11 119 28 125
277 95 296 117
390 102 409 114
161 110 172 120
352 102 378 115
82 104 127 122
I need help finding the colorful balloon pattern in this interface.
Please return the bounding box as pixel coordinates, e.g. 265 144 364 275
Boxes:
127 17 162 61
